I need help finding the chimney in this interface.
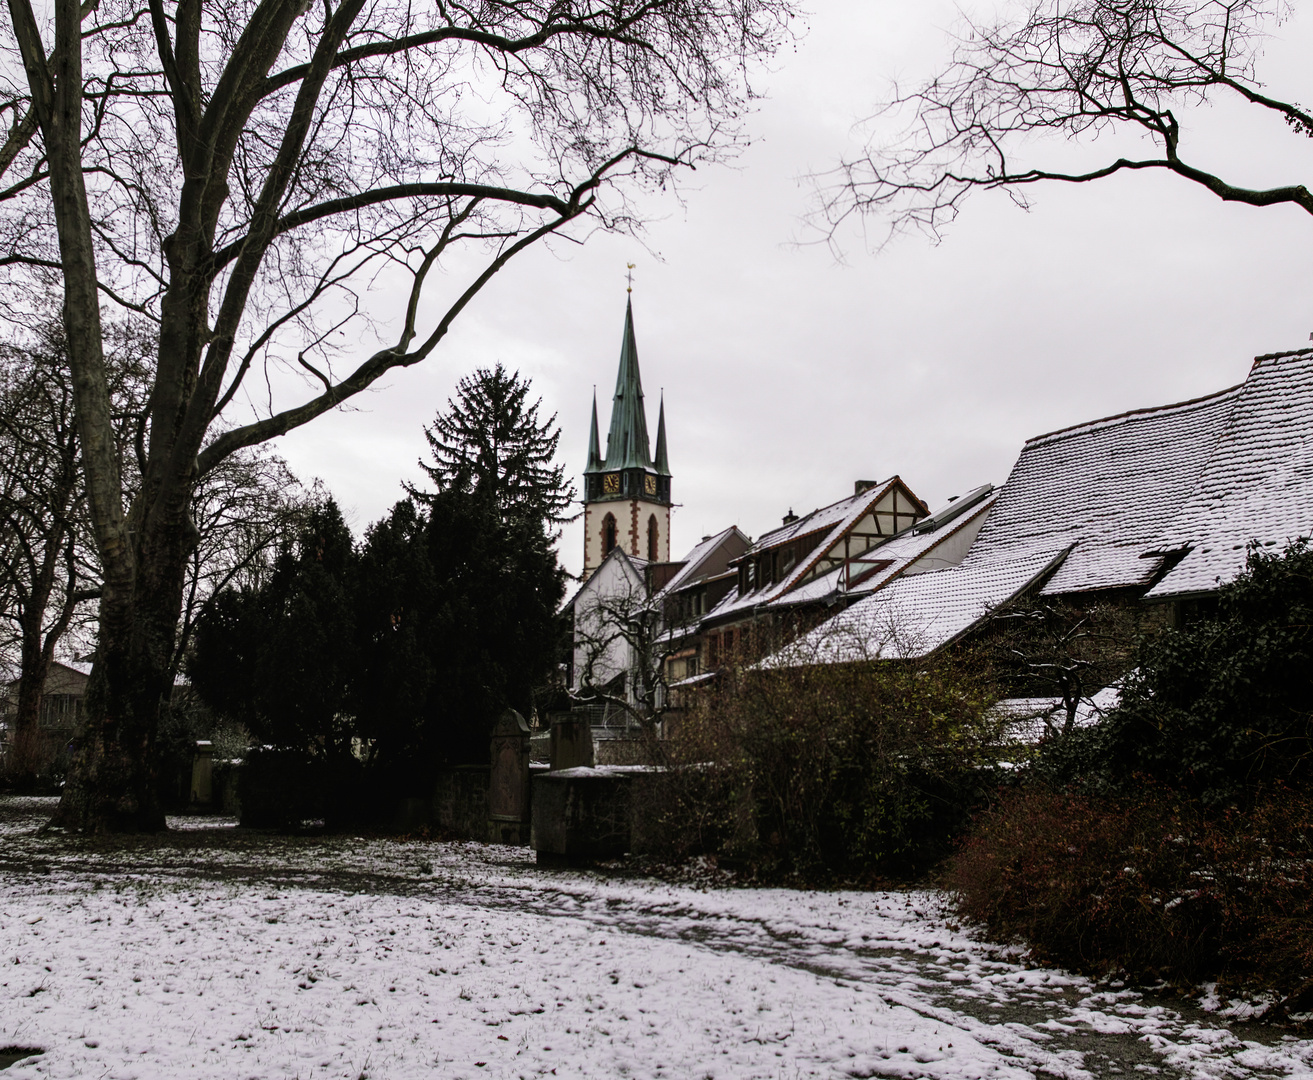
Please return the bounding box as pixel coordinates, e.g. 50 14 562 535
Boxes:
854 479 878 496
782 508 798 526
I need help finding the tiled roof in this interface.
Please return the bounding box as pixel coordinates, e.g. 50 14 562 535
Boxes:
1146 350 1313 598
708 478 931 621
754 480 896 549
656 526 751 598
968 384 1241 596
991 684 1121 744
764 547 1068 666
769 493 998 608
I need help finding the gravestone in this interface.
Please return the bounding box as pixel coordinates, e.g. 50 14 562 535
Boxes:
549 713 594 771
190 740 214 805
488 709 531 845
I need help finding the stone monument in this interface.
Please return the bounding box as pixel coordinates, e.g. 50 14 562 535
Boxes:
488 709 531 845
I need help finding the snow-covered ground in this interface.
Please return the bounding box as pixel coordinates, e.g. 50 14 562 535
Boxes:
1 796 1310 1080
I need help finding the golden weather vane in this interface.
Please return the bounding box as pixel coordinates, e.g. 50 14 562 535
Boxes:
626 263 636 293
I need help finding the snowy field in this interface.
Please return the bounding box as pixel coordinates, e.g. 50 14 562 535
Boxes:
1 797 1310 1080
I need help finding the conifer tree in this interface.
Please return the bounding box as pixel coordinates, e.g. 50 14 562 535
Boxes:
413 365 575 530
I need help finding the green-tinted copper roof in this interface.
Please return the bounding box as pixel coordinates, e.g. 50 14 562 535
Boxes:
654 392 670 476
602 297 653 471
584 391 603 474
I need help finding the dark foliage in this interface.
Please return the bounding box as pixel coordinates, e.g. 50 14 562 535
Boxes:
649 654 1002 882
189 500 359 758
418 486 566 764
351 499 439 770
1091 541 1312 805
189 370 569 811
951 541 1313 1004
948 784 1313 1002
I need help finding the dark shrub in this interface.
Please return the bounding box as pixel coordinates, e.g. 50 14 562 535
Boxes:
649 654 1001 881
947 784 1313 998
1102 540 1313 806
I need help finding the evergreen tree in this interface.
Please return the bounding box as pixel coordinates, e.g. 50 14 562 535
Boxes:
1042 541 1313 805
1103 540 1313 805
413 365 575 529
421 484 566 763
351 499 438 767
190 499 358 757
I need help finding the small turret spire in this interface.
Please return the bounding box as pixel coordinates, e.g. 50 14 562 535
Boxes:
585 388 602 473
654 390 670 477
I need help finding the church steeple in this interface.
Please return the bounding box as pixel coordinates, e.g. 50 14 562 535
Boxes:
581 290 673 573
602 297 652 471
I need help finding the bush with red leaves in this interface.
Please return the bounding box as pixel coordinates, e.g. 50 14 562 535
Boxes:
947 783 1313 1009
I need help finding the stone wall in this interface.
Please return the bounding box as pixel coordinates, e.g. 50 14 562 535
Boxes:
430 765 490 838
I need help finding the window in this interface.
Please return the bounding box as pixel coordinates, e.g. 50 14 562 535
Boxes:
602 513 618 555
647 515 659 561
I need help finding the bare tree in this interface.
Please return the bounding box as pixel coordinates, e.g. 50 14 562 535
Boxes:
0 314 150 780
819 0 1312 246
0 311 296 780
985 595 1144 740
572 563 670 733
172 449 307 684
0 0 795 829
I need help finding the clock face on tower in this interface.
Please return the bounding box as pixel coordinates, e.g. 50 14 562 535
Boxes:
602 472 620 494
644 474 657 496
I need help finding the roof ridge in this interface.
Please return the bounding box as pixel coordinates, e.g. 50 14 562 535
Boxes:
756 477 897 546
1025 382 1244 447
774 480 901 595
1251 346 1313 367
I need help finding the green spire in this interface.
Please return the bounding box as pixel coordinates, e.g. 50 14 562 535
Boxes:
602 296 653 471
654 391 670 476
585 390 603 474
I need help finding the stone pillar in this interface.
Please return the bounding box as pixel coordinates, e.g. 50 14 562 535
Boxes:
190 740 214 805
550 713 594 771
488 709 531 845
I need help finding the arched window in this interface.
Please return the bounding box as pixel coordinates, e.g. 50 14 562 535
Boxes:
602 513 618 556
647 514 659 562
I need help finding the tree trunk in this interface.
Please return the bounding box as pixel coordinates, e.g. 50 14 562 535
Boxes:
48 505 196 832
7 659 50 783
7 515 66 784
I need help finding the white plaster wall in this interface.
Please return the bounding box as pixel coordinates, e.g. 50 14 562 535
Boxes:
571 553 646 694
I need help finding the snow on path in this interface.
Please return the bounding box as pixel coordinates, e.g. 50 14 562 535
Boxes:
0 798 1310 1080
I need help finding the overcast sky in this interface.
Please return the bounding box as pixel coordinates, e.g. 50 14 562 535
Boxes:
268 1 1313 579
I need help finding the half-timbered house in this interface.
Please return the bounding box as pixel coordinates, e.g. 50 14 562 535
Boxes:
768 348 1313 679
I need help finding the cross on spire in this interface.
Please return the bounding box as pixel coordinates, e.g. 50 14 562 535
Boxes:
626 262 635 293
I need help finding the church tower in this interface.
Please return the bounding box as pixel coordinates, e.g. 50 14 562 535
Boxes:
582 297 672 573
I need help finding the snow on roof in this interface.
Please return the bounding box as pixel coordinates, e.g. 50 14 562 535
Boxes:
656 526 751 598
764 547 1068 667
991 684 1122 744
707 479 923 622
770 492 998 609
966 381 1242 596
563 545 649 611
754 478 900 550
62 659 94 677
1146 350 1313 598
